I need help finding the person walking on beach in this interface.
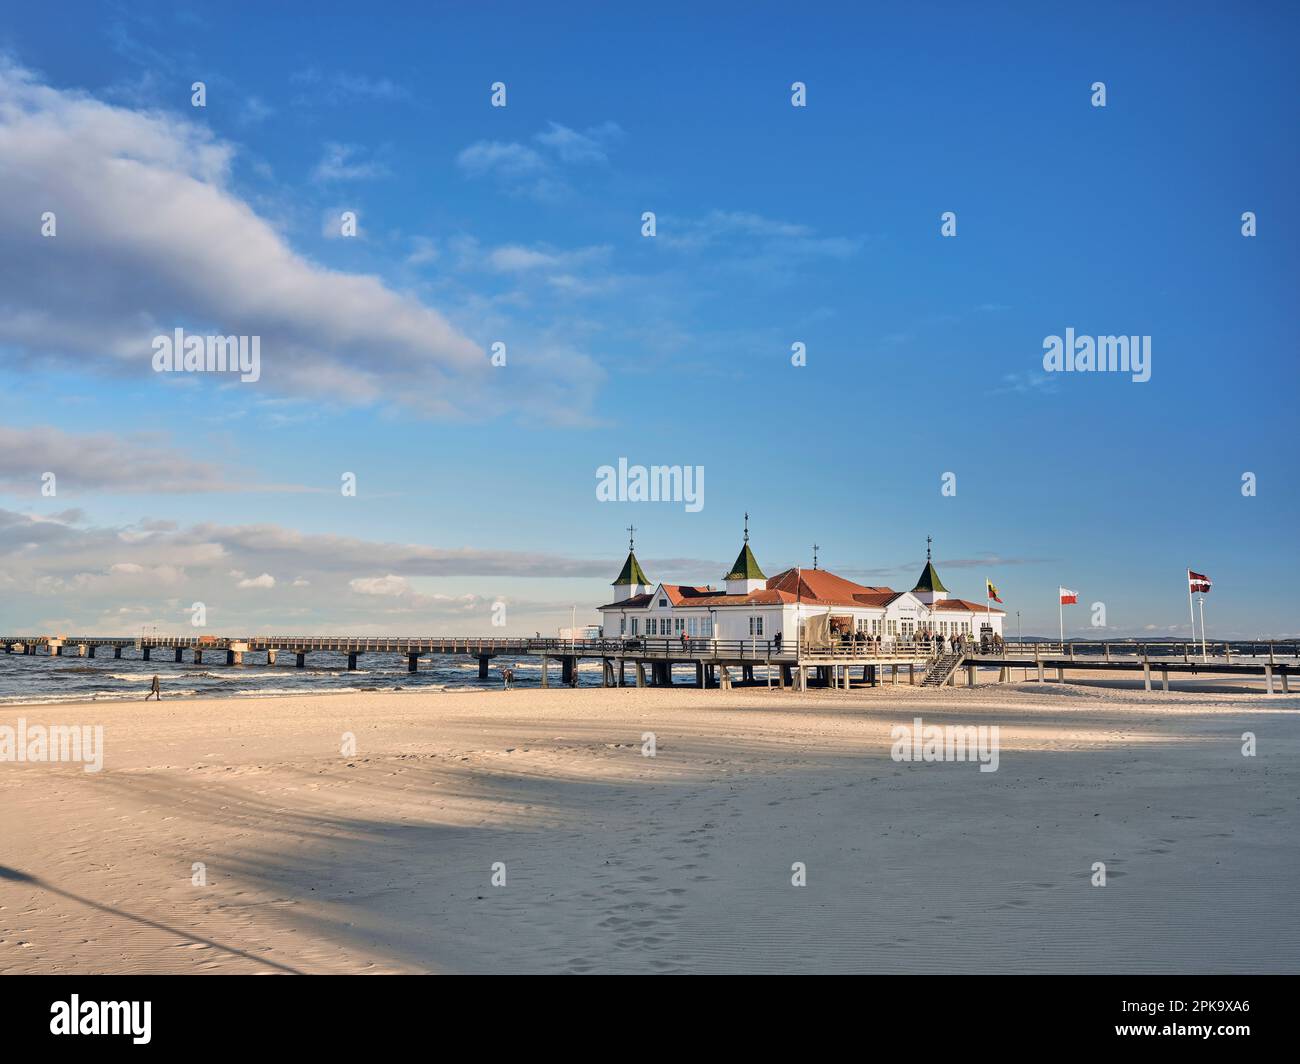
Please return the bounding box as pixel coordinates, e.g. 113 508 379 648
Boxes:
146 674 161 701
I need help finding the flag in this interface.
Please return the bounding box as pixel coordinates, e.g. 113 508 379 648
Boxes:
1059 587 1078 605
1188 569 1212 594
986 579 1003 604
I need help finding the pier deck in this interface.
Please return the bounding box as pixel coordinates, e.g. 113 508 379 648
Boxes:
3 636 1296 693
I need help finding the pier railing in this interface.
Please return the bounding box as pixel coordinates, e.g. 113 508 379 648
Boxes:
996 640 1300 662
6 635 1298 665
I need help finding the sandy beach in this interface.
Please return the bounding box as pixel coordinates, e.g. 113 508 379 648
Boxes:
3 677 1298 974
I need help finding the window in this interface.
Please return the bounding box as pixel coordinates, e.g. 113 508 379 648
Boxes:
675 618 685 633
749 616 764 637
619 618 626 635
631 618 639 635
659 597 668 607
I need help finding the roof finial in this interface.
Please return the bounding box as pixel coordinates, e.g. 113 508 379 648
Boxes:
743 511 749 544
812 543 820 570
627 524 636 552
926 534 932 562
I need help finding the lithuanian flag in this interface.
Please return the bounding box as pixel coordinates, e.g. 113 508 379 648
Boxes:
986 580 1003 604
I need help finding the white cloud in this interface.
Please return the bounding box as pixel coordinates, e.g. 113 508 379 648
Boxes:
658 210 856 256
0 62 489 414
533 121 622 164
0 426 314 495
1 507 698 632
456 121 622 200
291 69 408 105
456 140 547 178
311 142 390 182
349 574 411 596
488 245 561 272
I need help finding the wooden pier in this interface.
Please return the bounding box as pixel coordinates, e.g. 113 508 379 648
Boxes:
3 635 1296 693
0 633 935 691
958 640 1300 695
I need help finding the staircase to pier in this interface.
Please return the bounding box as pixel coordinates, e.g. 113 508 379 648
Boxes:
922 651 963 687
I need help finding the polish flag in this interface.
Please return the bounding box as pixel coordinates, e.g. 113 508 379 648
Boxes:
1059 587 1078 605
1188 570 1212 594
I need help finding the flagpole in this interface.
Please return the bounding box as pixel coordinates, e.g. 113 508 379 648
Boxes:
1187 569 1197 657
1199 594 1207 663
1059 592 1064 650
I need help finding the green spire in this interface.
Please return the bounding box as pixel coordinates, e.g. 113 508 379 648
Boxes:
912 535 948 593
613 524 650 586
613 551 650 587
724 513 766 581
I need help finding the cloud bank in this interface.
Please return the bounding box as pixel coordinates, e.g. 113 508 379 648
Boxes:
0 62 486 415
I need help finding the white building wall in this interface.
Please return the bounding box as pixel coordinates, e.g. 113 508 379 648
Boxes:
600 600 1005 643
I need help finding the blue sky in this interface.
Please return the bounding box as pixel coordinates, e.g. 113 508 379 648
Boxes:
0 1 1297 637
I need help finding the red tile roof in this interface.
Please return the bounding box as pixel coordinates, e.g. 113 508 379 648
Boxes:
660 584 715 606
767 568 896 607
933 598 1006 614
598 572 1005 613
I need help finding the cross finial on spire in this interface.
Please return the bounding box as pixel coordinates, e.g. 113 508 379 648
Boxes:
627 524 636 552
743 511 749 544
926 534 932 562
813 543 820 570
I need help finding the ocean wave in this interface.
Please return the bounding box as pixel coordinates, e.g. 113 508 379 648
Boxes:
0 689 202 705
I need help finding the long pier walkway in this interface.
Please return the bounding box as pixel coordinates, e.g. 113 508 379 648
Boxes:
4 636 1297 693
1 634 934 691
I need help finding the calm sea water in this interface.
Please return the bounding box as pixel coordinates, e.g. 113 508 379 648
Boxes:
0 648 610 706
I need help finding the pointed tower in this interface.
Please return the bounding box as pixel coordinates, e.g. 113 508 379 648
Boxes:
911 535 949 605
724 513 766 596
612 525 651 602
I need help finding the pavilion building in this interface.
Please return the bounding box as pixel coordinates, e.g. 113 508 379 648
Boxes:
599 524 1004 645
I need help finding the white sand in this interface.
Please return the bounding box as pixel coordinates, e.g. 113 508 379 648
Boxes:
2 677 1298 974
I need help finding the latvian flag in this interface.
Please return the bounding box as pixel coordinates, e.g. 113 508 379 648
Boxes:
986 579 1003 604
1188 569 1212 594
1059 587 1078 605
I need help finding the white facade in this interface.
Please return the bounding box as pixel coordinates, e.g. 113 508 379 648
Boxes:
598 540 1005 648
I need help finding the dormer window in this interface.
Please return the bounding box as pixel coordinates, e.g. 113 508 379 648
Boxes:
659 597 667 607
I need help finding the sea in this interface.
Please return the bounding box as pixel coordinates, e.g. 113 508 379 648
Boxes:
0 648 611 706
